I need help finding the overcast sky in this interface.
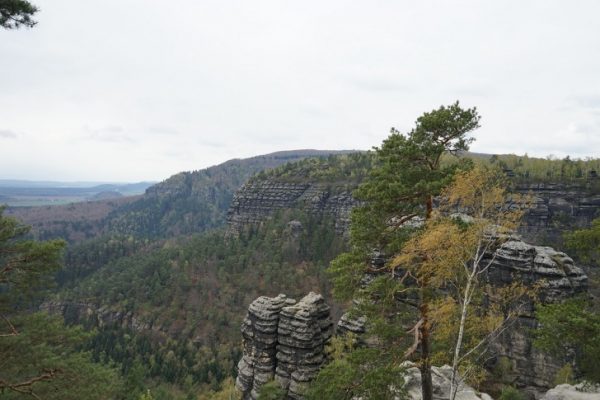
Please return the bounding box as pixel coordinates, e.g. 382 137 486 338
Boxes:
1 1 600 182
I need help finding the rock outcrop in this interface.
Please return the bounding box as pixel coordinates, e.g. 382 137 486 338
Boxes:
403 362 494 400
235 292 333 400
276 292 334 398
516 182 600 245
226 181 359 235
483 237 588 391
336 235 588 395
236 295 293 399
541 383 600 400
227 179 600 247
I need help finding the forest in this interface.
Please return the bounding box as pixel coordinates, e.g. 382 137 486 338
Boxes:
2 146 600 399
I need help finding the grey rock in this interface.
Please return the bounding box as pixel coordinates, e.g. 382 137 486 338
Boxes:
236 294 293 399
541 383 600 400
337 312 366 336
516 182 600 245
402 362 494 400
481 237 588 391
226 181 359 235
236 292 333 400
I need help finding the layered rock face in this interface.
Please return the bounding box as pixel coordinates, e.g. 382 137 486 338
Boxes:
334 235 588 394
226 181 358 235
236 295 293 399
235 292 333 400
228 179 600 246
515 182 600 244
483 238 588 391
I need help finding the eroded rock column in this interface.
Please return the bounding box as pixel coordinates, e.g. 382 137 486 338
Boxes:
235 292 333 400
276 292 333 399
236 294 295 399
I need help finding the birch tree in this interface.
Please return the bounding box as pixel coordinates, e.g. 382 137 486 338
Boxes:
392 166 531 399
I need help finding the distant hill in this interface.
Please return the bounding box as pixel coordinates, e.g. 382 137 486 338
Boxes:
0 179 113 188
90 191 124 201
8 150 359 241
104 149 360 238
0 181 154 207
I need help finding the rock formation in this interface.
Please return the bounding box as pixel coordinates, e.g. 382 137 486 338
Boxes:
540 383 600 400
235 292 333 400
334 235 589 395
226 181 359 235
227 179 600 247
236 294 293 399
483 237 588 391
402 362 494 400
229 178 596 396
516 182 600 245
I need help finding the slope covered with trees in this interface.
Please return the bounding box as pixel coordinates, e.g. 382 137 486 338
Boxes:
47 209 345 399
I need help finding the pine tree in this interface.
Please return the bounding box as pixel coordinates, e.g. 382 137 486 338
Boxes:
327 102 480 400
0 0 38 29
0 207 125 398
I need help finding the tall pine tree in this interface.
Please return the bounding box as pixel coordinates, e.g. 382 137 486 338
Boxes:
326 102 480 400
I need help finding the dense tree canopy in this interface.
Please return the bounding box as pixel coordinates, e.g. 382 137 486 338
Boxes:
0 208 125 399
0 206 65 326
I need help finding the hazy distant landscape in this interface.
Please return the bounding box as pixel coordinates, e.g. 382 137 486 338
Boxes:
0 180 154 206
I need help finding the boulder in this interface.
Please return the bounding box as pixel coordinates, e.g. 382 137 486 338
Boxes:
540 383 600 400
402 362 494 400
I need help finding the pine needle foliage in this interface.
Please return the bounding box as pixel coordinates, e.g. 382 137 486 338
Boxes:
324 102 481 400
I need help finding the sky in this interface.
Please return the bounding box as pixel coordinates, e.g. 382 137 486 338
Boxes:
1 0 600 182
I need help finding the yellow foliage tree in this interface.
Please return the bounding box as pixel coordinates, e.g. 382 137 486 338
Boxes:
393 166 532 399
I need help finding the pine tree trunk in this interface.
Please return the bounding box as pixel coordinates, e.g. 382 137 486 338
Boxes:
420 300 433 400
419 195 434 400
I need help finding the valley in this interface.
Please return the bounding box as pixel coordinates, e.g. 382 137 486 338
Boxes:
3 148 600 399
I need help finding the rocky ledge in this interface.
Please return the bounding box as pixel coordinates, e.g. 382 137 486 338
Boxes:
483 237 588 391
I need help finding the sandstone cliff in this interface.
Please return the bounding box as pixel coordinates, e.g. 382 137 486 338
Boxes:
235 292 333 400
226 178 600 247
227 181 359 236
482 237 587 391
516 182 600 245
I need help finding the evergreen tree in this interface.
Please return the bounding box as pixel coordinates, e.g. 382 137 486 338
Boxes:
0 206 65 332
0 207 125 398
327 102 480 400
